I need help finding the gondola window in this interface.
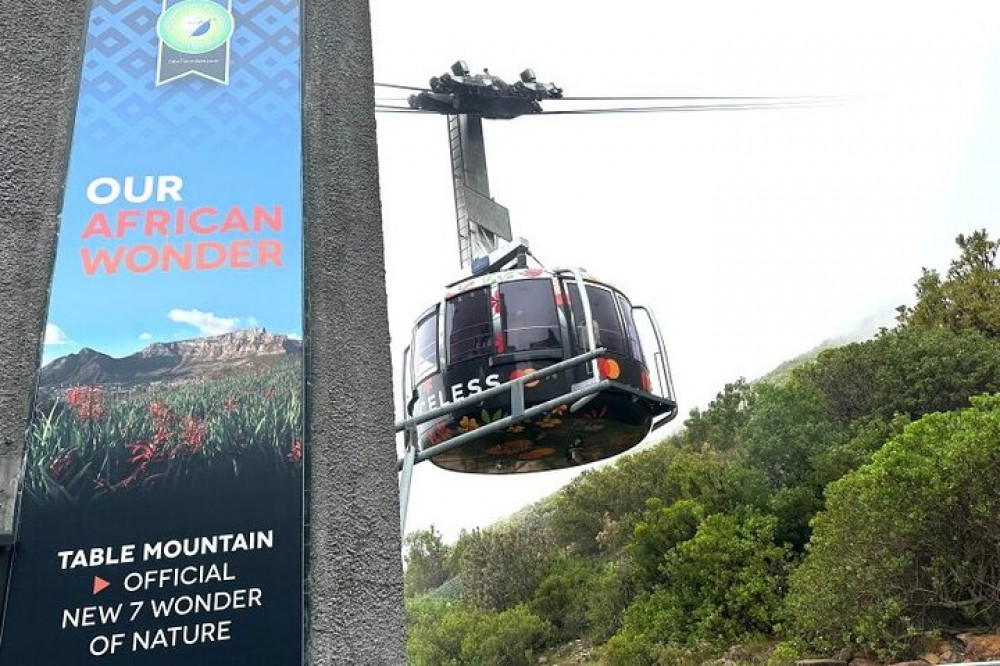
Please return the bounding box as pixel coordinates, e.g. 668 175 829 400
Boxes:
499 280 562 352
566 283 627 355
446 288 493 363
618 293 645 362
413 309 439 381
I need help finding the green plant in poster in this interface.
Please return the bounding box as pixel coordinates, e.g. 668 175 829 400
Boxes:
25 359 302 504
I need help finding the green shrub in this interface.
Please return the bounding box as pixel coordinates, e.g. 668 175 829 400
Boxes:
765 641 802 666
603 589 685 666
628 498 704 587
406 597 552 666
607 512 790 665
737 382 845 490
798 327 1000 424
785 394 1000 659
654 512 790 646
530 553 596 641
768 485 823 551
404 525 455 598
583 560 634 642
405 597 481 666
459 522 553 611
461 604 554 666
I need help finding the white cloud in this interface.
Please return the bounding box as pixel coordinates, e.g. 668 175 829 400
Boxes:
287 333 302 340
139 332 153 341
168 309 241 336
45 323 69 345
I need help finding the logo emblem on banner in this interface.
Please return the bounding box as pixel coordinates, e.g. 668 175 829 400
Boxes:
156 0 234 85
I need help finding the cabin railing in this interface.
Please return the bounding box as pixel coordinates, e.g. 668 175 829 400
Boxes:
396 347 608 532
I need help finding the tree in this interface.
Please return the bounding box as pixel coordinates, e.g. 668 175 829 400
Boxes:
680 379 756 451
899 230 1000 337
530 553 599 641
405 597 553 666
461 605 554 666
403 525 455 598
548 444 680 556
737 381 844 490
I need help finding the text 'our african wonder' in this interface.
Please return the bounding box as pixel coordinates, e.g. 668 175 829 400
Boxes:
79 175 284 276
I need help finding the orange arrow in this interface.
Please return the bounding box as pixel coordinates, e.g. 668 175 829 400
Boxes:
92 576 110 595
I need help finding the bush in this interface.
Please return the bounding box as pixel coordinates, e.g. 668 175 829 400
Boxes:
459 522 553 611
549 444 681 556
406 597 553 666
653 512 790 646
405 597 481 666
768 485 823 551
798 327 1000 424
607 512 791 665
628 498 704 587
462 604 554 666
737 381 845 490
765 641 802 666
785 394 1000 659
530 553 596 641
583 560 634 642
603 590 677 666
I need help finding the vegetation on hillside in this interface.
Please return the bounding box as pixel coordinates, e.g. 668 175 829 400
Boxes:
25 359 302 503
404 230 1000 664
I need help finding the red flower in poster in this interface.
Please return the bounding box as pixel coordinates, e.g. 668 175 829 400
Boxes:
65 386 104 421
48 450 80 484
224 394 240 413
117 439 168 490
128 441 157 466
148 402 175 449
180 416 206 454
148 401 173 423
287 440 303 463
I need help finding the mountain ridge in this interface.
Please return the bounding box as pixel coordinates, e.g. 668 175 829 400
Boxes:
40 327 301 387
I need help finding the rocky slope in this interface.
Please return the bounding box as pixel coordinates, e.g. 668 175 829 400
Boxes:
40 328 301 387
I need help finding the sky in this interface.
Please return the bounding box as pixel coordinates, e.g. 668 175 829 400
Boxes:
370 0 1000 539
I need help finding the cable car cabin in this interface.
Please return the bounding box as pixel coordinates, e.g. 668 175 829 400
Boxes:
402 266 678 474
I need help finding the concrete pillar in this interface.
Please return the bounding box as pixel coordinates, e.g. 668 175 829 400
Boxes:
302 0 407 661
0 0 88 545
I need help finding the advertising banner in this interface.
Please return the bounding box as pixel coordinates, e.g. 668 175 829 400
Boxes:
0 0 303 663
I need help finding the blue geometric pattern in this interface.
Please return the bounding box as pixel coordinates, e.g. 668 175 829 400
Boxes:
76 0 300 150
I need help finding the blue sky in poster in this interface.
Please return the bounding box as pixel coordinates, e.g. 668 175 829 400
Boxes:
43 0 301 363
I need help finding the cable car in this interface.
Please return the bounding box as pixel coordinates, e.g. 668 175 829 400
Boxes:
400 242 677 474
390 59 821 524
